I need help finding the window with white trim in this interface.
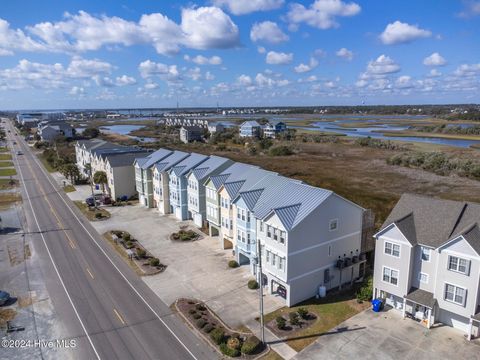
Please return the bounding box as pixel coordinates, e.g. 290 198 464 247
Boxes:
444 283 466 306
329 219 338 231
418 272 428 284
267 225 271 238
447 255 470 275
266 251 270 263
280 231 285 244
278 257 284 270
384 242 400 257
272 253 276 266
421 247 431 261
382 267 398 286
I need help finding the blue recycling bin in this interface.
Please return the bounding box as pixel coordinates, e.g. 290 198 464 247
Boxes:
371 299 383 312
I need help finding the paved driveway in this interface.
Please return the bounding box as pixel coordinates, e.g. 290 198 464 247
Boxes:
295 308 480 360
86 202 285 328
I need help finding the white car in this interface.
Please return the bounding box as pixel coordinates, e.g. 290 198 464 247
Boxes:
16 150 23 155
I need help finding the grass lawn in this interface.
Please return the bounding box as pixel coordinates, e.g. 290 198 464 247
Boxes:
0 192 22 209
63 185 76 193
259 350 283 360
0 178 18 190
263 291 369 352
0 154 12 161
0 161 14 167
37 154 56 173
0 168 17 176
74 200 110 221
0 147 9 152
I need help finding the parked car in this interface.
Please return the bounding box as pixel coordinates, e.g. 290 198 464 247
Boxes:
0 290 10 306
101 195 112 205
85 197 100 207
16 151 23 155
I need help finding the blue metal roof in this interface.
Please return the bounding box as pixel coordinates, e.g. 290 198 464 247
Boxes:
206 162 259 189
170 153 209 176
189 155 232 182
154 151 190 173
139 148 173 169
255 182 333 231
222 167 276 198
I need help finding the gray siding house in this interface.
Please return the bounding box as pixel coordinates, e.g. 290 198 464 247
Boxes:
373 194 480 339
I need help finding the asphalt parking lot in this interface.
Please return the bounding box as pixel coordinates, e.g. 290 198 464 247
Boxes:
295 307 480 360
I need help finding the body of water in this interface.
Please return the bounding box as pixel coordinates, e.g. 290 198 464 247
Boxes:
99 124 157 143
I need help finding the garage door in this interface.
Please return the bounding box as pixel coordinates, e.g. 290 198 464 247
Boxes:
437 309 470 333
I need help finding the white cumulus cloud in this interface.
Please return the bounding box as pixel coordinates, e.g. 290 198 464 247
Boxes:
286 0 361 30
266 51 293 65
423 52 446 66
379 21 431 45
212 0 285 15
250 21 289 44
335 47 353 60
184 54 222 65
294 57 318 73
365 55 401 75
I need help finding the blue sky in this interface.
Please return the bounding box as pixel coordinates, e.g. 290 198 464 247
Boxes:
0 0 479 109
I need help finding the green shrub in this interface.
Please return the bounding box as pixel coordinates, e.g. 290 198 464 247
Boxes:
210 328 225 345
112 230 123 237
297 307 308 319
196 318 207 328
247 279 259 290
195 304 206 311
228 260 239 268
148 257 160 266
276 316 286 330
289 312 300 326
188 309 196 315
192 313 202 320
356 276 373 302
123 233 131 242
219 343 240 357
94 212 102 219
125 241 134 249
136 248 146 258
241 336 261 355
269 145 293 156
203 323 214 333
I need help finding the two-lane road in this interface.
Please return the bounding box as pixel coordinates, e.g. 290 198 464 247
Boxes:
5 121 216 360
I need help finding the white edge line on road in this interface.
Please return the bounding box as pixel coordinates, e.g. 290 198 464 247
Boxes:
22 129 199 360
12 129 102 360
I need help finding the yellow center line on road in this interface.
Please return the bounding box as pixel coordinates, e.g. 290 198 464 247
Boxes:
113 308 126 325
86 267 95 279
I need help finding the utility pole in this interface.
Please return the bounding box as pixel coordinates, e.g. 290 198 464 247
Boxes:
256 240 265 344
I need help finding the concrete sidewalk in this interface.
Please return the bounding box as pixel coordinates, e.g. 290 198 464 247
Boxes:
246 318 297 360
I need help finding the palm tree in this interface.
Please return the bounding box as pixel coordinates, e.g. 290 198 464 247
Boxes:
93 171 108 194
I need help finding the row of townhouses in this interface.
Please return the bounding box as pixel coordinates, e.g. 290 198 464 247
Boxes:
77 139 368 307
132 147 367 307
373 194 480 340
75 139 480 339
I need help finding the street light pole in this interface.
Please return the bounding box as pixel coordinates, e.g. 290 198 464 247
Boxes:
256 239 265 344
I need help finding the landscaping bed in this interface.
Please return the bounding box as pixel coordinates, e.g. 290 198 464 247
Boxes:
73 200 110 221
0 192 22 209
62 185 76 193
104 230 166 276
170 227 200 242
262 288 370 352
0 178 18 190
176 298 267 358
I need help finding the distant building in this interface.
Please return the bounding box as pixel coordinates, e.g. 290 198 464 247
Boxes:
207 122 225 134
239 121 261 138
180 126 204 143
37 121 74 142
263 121 287 139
